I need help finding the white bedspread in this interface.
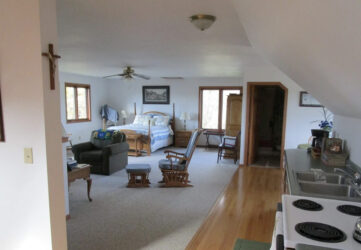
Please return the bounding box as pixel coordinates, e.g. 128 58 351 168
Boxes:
107 124 173 152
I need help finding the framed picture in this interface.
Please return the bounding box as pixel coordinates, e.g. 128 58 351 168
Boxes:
299 91 323 107
0 88 5 142
143 86 170 104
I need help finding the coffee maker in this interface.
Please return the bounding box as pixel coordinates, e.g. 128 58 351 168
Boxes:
311 129 329 157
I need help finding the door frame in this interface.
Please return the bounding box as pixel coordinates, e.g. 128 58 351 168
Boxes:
244 82 288 168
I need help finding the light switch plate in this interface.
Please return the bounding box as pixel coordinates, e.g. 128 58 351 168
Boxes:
24 148 33 164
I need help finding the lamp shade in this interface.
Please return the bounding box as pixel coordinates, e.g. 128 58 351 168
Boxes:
190 14 216 31
180 112 191 120
120 110 128 118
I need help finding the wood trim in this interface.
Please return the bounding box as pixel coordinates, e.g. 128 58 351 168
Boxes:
143 111 169 116
62 137 69 143
66 214 71 220
244 82 288 168
65 82 91 123
198 86 243 130
0 88 5 142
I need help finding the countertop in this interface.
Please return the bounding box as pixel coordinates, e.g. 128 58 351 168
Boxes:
284 149 360 201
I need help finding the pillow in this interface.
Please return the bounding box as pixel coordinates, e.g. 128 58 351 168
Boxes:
133 115 143 125
93 129 114 140
154 116 170 126
142 116 152 126
133 115 151 125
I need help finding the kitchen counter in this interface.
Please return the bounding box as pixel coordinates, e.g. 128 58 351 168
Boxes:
284 149 361 201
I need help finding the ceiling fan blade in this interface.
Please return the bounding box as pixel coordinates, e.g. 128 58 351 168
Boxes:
103 73 126 79
133 73 150 80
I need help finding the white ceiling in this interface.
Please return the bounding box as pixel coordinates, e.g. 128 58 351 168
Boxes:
56 0 266 78
232 0 361 119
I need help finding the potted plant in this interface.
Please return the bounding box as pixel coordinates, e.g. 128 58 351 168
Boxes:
313 107 333 132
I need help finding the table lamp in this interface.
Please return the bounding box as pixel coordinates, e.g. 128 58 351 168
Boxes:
180 112 191 131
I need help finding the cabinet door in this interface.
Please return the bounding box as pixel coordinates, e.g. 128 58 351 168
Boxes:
225 94 242 136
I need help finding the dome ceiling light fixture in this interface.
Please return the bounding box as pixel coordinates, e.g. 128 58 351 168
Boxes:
189 14 216 31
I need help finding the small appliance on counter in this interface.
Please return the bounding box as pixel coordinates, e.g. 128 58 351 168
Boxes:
310 129 329 158
321 138 348 167
282 194 361 249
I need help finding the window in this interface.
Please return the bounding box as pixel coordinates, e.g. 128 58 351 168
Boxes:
65 83 91 123
199 87 242 130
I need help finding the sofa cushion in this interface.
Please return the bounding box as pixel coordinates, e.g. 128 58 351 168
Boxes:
92 139 112 149
126 164 151 174
79 150 103 162
159 159 185 171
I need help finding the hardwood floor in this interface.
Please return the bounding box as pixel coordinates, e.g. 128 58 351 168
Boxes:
186 166 283 250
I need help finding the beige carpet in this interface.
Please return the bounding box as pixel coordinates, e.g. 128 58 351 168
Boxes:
67 147 237 250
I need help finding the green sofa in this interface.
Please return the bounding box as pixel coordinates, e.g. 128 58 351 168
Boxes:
72 130 129 175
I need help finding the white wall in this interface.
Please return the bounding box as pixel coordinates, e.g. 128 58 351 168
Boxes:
59 72 109 144
333 115 361 168
0 0 67 249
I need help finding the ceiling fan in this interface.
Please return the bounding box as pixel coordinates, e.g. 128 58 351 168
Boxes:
103 66 150 80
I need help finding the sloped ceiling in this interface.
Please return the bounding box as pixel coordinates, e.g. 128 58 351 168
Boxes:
57 0 267 78
232 0 361 118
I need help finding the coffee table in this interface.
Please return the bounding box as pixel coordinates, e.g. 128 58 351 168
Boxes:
68 164 92 202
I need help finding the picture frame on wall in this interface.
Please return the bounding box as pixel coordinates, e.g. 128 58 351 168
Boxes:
0 88 5 142
299 91 323 107
142 86 170 104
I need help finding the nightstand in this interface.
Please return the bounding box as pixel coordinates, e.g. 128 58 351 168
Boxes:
175 130 192 147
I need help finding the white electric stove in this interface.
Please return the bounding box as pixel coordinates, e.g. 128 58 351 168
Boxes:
282 194 361 249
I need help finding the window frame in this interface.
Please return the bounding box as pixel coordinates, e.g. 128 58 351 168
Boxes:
65 82 91 123
198 86 243 131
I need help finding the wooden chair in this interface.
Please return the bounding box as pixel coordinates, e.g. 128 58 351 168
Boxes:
217 131 240 164
158 129 202 187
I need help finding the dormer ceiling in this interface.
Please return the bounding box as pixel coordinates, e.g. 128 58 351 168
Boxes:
56 0 267 78
232 0 361 118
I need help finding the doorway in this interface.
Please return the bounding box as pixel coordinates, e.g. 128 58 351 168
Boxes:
245 82 288 168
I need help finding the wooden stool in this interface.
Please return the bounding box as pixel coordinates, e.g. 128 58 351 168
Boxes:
126 164 151 188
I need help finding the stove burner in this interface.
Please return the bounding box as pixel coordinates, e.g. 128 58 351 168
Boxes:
337 205 361 216
293 199 323 211
295 222 347 243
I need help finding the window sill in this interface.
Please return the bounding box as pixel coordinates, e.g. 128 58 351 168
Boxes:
66 119 91 124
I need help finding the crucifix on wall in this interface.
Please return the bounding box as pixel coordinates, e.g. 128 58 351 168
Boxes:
42 43 61 90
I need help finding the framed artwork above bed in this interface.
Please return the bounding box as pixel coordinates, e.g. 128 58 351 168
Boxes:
0 88 5 142
142 86 170 104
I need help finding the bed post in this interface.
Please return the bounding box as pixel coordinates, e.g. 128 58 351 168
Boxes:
102 118 106 130
172 103 175 145
134 102 137 115
147 119 151 156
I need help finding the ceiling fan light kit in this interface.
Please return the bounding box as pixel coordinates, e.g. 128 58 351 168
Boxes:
190 14 216 31
103 66 150 80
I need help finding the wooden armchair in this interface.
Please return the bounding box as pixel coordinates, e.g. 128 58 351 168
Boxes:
217 131 240 164
158 129 202 187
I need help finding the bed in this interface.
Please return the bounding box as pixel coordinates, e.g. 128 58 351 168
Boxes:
108 105 175 155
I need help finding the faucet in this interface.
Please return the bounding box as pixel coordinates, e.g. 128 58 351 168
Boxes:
334 168 361 186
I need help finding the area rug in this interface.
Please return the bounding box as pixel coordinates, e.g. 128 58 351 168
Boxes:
67 147 237 250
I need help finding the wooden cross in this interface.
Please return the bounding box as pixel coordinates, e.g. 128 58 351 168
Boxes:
42 44 61 90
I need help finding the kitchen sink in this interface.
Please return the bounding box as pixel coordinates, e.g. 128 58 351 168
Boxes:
298 181 361 198
296 171 346 184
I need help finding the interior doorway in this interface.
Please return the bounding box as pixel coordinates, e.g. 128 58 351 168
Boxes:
245 82 288 168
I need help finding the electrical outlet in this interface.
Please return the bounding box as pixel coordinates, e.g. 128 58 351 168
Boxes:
24 148 33 164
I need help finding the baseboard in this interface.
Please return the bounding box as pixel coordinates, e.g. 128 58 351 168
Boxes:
66 214 71 220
